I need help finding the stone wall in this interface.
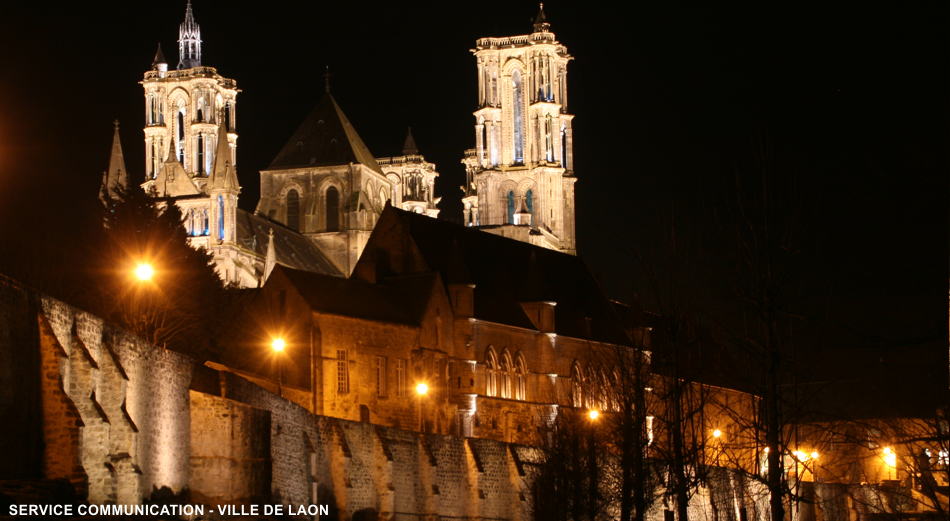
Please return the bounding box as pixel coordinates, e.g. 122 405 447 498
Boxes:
2 276 775 521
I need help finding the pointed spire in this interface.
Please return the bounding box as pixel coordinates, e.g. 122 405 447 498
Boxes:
533 3 550 33
177 0 202 69
152 43 167 72
106 120 128 195
402 127 418 155
324 66 331 94
211 123 239 191
263 228 277 284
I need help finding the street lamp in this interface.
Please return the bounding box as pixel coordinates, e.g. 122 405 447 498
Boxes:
416 382 429 433
272 338 285 397
135 263 154 281
589 409 599 420
713 429 722 438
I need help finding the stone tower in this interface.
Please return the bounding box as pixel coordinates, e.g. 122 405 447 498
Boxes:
461 4 576 254
138 1 253 286
255 92 393 276
376 128 441 218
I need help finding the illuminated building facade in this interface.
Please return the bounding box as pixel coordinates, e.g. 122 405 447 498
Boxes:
461 5 577 255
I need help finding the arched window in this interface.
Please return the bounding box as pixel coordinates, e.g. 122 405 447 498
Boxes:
514 354 526 401
571 362 583 408
217 196 225 240
485 348 498 397
286 189 300 231
507 190 515 224
500 350 512 399
525 189 534 227
545 114 554 162
177 106 186 166
184 209 193 236
197 133 204 174
202 209 209 236
561 123 568 169
512 69 524 163
224 101 232 131
325 186 339 231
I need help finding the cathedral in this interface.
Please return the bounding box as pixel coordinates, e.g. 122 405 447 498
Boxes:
100 2 576 287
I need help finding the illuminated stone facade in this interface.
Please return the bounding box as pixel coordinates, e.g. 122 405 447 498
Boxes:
134 2 260 287
461 6 577 255
377 129 441 218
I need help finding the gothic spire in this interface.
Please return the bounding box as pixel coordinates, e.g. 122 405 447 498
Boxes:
402 127 418 155
177 1 202 69
152 43 167 72
211 122 239 191
106 120 128 195
533 3 550 33
263 228 277 285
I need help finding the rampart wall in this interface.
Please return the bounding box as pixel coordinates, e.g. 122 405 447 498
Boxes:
1 276 778 521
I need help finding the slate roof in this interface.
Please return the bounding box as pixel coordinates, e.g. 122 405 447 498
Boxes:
362 208 633 345
234 209 342 277
271 265 436 326
266 94 383 174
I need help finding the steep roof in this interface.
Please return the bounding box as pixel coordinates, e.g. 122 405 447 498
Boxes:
402 127 418 155
106 120 128 193
234 209 342 277
269 265 436 326
267 94 383 174
359 207 632 345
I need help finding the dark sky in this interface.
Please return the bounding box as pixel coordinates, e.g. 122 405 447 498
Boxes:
0 1 946 391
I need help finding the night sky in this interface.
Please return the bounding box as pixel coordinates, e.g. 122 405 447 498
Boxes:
0 2 946 398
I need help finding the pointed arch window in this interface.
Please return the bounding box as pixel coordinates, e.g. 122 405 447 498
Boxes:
525 189 534 228
545 114 554 162
325 186 340 232
514 354 526 401
561 123 568 169
202 209 209 236
500 350 512 399
217 196 225 241
197 133 204 174
512 69 524 163
224 101 233 131
485 348 498 397
286 189 300 232
507 190 515 224
571 362 583 408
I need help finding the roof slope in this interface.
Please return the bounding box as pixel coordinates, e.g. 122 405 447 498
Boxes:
267 94 383 174
234 209 342 277
360 208 632 345
271 265 436 326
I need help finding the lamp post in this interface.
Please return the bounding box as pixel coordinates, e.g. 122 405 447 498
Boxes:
588 409 599 521
416 383 429 433
272 338 286 398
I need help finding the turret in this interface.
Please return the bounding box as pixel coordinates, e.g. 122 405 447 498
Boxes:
533 3 550 33
177 1 202 69
151 43 167 74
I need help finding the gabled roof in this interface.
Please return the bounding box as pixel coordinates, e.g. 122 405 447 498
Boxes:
267 265 437 326
358 207 632 345
267 94 383 174
234 210 342 277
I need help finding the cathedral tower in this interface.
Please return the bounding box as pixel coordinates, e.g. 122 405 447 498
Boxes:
139 2 250 286
461 5 576 254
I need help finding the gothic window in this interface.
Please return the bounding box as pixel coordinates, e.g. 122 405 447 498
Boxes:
514 354 526 401
491 69 498 107
225 101 232 131
197 133 204 174
202 209 209 236
513 69 524 163
500 350 512 399
325 186 340 232
177 108 186 165
286 189 300 232
184 209 193 236
545 115 554 162
396 359 406 397
485 348 498 397
571 362 583 408
337 350 348 393
526 189 534 227
490 124 499 167
217 195 225 240
561 123 568 169
507 191 515 224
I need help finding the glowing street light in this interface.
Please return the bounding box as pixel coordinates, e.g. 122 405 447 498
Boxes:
272 338 286 352
272 338 285 397
811 451 819 460
713 429 722 438
416 383 429 433
589 409 599 420
416 383 429 395
135 263 154 281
